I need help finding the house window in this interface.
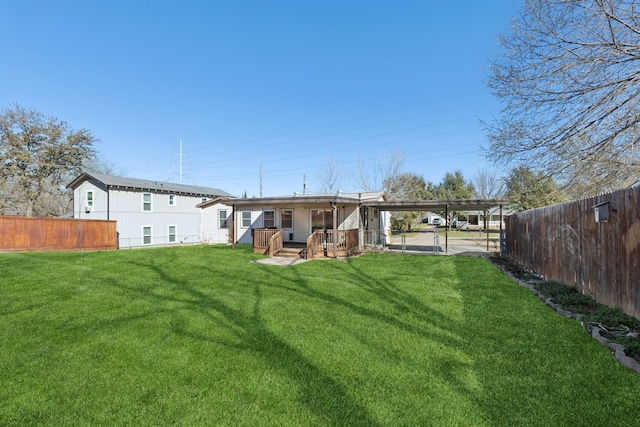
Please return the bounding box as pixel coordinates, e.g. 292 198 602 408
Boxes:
86 191 94 208
168 225 177 243
241 211 252 228
168 194 176 206
264 210 275 228
281 209 293 229
142 193 152 211
143 226 152 245
201 197 209 203
218 210 228 229
312 209 335 231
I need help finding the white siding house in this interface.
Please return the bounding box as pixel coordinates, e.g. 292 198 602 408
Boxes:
210 192 390 248
68 172 234 248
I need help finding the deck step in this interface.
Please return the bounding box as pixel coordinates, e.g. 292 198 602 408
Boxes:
274 248 306 259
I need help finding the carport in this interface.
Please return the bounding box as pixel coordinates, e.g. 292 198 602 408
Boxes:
361 198 510 254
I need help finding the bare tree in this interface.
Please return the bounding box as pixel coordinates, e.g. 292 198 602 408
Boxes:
473 168 504 199
485 0 640 193
355 149 406 193
316 155 342 194
384 172 427 229
472 168 505 230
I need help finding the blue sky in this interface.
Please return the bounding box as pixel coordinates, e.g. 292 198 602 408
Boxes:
2 1 520 197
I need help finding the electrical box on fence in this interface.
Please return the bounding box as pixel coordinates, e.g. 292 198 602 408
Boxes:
592 201 610 223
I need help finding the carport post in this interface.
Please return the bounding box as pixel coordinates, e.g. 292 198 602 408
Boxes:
445 204 448 254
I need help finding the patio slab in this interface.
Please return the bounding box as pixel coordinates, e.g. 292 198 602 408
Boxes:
253 257 308 266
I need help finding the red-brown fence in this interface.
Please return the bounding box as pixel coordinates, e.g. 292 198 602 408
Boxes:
0 216 117 252
504 184 640 318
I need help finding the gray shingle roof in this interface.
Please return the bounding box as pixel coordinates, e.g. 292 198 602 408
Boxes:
68 171 234 198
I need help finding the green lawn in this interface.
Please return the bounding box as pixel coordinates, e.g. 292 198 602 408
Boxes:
1 245 639 426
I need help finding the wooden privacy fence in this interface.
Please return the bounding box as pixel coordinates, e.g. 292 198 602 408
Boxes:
0 216 117 252
504 184 640 318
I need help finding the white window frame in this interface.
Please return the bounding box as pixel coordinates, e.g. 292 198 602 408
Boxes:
241 211 252 228
263 210 275 228
201 197 209 204
142 226 152 245
218 210 228 229
168 225 177 243
168 194 176 206
142 193 152 212
280 209 293 229
86 190 94 208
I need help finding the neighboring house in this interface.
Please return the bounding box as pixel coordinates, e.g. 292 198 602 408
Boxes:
197 197 234 245
465 206 516 230
198 192 390 257
67 172 234 248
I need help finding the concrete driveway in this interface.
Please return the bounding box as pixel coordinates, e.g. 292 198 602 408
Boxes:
386 229 496 257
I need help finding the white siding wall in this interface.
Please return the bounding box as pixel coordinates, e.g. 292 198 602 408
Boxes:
74 182 208 248
201 204 231 244
341 206 359 230
111 189 204 248
74 180 109 221
290 209 309 242
235 209 264 244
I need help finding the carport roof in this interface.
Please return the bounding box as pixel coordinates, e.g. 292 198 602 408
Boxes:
361 198 510 211
228 192 386 207
227 194 509 211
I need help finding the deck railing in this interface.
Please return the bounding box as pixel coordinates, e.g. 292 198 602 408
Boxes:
268 230 283 257
306 229 359 259
253 228 281 254
306 231 324 259
255 228 359 259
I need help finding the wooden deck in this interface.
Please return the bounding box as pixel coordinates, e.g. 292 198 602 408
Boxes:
252 228 359 259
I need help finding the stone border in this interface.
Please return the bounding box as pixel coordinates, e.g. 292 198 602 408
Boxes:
495 263 640 375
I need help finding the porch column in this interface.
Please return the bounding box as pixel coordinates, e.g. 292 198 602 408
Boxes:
332 202 338 258
486 209 490 251
357 205 363 249
232 206 237 251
